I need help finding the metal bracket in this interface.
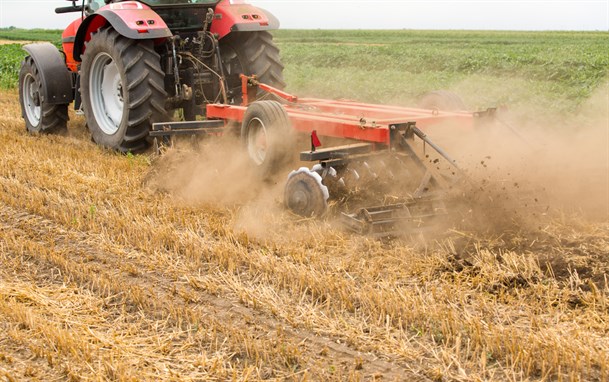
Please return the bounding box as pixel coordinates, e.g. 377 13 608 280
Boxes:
150 120 226 155
240 74 298 106
389 122 417 149
149 120 225 137
299 143 373 162
473 107 497 119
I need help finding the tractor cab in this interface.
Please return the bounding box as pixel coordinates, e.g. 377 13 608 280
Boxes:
88 0 221 9
84 0 239 33
139 0 222 5
87 0 222 14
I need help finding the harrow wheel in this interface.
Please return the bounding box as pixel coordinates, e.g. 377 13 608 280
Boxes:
81 27 167 153
284 168 329 217
18 56 68 134
241 100 293 177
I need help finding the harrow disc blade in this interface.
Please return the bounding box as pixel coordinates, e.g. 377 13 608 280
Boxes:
341 197 448 237
284 168 330 217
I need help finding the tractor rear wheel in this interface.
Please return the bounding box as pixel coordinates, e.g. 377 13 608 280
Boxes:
81 28 167 153
18 56 68 134
220 31 285 104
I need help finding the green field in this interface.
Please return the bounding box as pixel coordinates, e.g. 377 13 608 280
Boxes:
0 27 62 43
1 28 607 112
278 30 609 112
0 28 62 89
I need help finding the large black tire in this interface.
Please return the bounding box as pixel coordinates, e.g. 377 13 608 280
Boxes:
220 31 285 104
418 90 467 112
241 100 293 178
81 28 167 153
18 56 68 134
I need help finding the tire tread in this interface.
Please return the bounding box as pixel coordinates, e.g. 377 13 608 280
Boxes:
19 56 69 135
81 27 167 153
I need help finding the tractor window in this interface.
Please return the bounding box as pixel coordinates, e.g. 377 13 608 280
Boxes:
142 0 220 5
85 0 219 14
88 0 105 12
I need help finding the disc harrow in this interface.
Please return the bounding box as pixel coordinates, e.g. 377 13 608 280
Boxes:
159 75 500 236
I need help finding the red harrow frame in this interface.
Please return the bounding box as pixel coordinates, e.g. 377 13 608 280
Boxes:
151 75 496 236
208 75 479 144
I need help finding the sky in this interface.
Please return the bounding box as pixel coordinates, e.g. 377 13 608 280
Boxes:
0 0 607 31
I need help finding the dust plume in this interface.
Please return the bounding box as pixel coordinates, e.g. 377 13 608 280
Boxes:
438 80 609 232
144 131 325 242
146 81 607 241
145 135 267 206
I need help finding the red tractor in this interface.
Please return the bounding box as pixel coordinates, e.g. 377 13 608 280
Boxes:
19 0 284 152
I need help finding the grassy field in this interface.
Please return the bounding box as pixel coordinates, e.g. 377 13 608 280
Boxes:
1 28 608 110
0 27 62 43
0 28 62 89
277 30 608 111
0 28 608 381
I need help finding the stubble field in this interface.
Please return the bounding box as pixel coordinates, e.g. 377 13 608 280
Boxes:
0 28 608 381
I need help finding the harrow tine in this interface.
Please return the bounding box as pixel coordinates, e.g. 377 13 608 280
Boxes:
341 197 448 237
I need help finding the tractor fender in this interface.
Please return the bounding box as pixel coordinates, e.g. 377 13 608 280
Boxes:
212 1 280 39
73 2 172 61
23 43 74 105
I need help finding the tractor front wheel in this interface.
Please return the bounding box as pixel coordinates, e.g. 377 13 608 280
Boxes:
81 28 167 153
18 56 68 134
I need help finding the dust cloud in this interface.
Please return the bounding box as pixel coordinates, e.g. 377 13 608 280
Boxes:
144 131 321 242
146 82 608 240
442 81 609 227
146 135 265 206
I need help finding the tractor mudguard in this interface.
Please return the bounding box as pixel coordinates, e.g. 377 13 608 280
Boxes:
73 2 172 61
211 0 280 39
23 43 74 105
